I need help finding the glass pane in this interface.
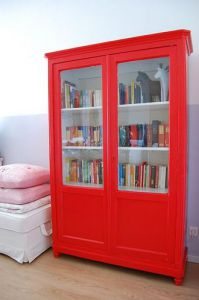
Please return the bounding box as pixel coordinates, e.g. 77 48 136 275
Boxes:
60 66 103 187
118 58 169 193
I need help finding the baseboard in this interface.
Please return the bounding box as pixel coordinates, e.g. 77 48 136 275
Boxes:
188 255 199 263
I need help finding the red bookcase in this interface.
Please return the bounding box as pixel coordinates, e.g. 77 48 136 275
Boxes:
45 30 192 285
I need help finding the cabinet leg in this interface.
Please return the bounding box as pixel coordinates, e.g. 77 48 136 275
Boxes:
174 277 183 285
53 249 60 258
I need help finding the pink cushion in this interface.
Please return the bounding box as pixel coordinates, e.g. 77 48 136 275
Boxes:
0 164 49 188
0 183 50 204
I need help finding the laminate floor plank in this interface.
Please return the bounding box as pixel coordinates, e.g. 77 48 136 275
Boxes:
0 249 199 300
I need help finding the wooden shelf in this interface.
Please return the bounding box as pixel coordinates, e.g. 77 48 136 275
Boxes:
62 146 102 150
119 147 168 151
118 102 168 112
62 106 102 113
119 186 168 194
64 182 103 188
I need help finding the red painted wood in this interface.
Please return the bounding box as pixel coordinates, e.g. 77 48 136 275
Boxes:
45 29 192 60
46 30 192 284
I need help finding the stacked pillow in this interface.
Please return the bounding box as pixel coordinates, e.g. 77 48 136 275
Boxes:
0 164 50 205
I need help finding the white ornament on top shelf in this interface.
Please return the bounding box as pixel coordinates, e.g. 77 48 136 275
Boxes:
154 64 169 102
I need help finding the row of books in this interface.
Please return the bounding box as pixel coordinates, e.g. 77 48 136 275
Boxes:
62 81 102 108
64 126 102 147
65 158 103 184
119 121 168 147
119 81 160 104
118 162 168 189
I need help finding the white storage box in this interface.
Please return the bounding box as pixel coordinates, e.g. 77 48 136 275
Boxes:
0 204 52 263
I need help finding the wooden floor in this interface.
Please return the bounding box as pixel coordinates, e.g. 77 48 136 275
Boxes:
0 249 199 300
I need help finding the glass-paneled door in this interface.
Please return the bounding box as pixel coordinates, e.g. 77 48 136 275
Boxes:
117 58 169 193
60 66 103 188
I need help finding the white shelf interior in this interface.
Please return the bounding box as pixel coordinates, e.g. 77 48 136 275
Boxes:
62 146 102 150
119 147 168 151
118 101 168 112
62 106 102 113
118 186 168 194
64 182 103 188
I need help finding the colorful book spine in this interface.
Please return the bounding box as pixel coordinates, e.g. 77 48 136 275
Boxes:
129 125 138 147
118 162 168 190
152 120 160 147
158 124 165 147
164 124 169 147
65 159 103 185
118 77 164 105
146 124 152 147
62 80 102 108
65 126 102 146
119 121 167 148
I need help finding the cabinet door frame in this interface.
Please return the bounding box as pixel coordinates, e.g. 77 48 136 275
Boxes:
108 46 180 264
53 57 108 191
50 56 110 251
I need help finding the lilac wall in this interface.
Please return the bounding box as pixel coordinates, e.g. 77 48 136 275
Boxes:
187 104 199 261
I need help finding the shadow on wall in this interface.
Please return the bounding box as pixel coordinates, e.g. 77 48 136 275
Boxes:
0 114 49 168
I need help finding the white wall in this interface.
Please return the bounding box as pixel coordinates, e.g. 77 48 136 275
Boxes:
0 114 49 167
0 0 199 116
0 0 199 261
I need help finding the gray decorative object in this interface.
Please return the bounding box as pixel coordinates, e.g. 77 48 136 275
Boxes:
136 71 161 103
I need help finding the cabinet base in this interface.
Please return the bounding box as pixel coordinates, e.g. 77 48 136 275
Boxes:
173 246 187 285
53 249 61 258
174 277 184 285
52 245 187 285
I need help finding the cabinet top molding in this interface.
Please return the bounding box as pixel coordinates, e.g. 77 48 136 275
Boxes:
45 29 192 60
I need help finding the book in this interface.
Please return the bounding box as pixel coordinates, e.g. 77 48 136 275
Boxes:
131 80 135 104
62 81 102 109
137 124 147 147
146 124 152 147
164 124 169 147
118 162 168 190
129 125 138 147
158 124 165 147
125 126 130 146
135 165 139 187
119 126 127 147
118 121 166 148
65 126 102 147
119 83 125 104
152 120 160 147
70 160 78 182
150 165 156 188
119 81 147 105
